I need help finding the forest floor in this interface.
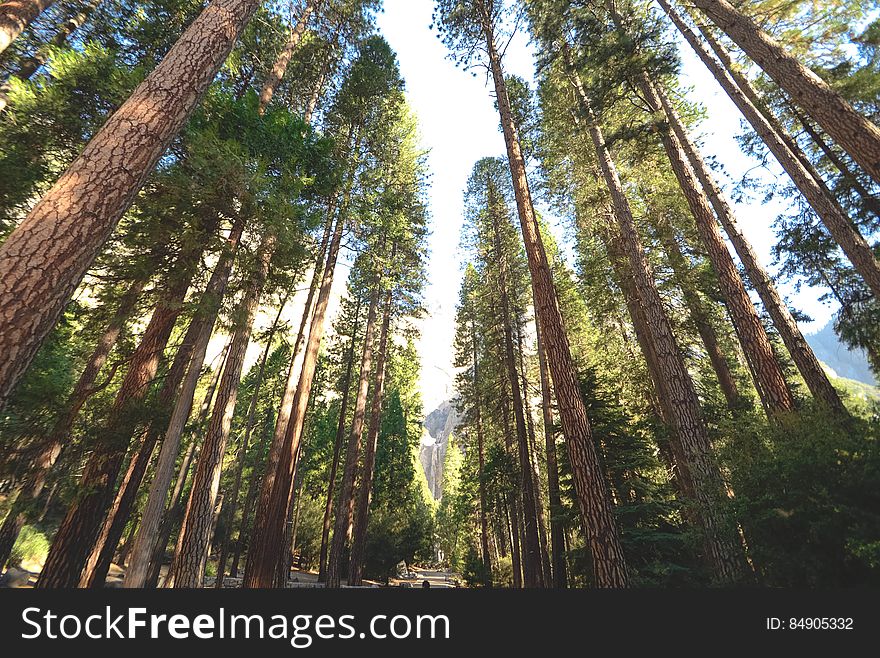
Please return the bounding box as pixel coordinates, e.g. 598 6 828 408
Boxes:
0 564 460 589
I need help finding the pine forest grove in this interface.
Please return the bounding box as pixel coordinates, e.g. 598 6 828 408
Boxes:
0 0 878 589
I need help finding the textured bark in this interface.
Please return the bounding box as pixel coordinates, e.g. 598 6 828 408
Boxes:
0 276 144 569
650 20 849 414
318 298 361 582
517 322 552 586
0 0 261 412
169 235 274 588
348 286 393 586
146 352 226 588
325 284 379 589
0 0 103 113
535 318 566 588
481 12 628 587
627 65 795 416
244 209 346 588
690 0 880 186
81 261 240 589
123 221 243 588
654 220 743 412
255 204 335 536
0 0 54 56
486 184 542 588
37 271 193 589
569 60 748 583
258 0 320 113
666 1 880 299
215 293 289 586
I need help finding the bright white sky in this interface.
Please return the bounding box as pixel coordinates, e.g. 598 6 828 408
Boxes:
371 0 834 412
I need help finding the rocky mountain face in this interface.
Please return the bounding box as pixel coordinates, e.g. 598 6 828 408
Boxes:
419 400 459 500
806 320 876 385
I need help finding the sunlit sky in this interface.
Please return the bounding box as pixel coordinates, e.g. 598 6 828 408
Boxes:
368 0 834 412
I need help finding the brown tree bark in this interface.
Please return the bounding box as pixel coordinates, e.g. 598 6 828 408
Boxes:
325 283 380 588
624 62 795 416
486 182 542 588
0 0 54 56
665 0 880 299
215 292 290 586
0 275 145 569
123 220 244 588
348 285 393 586
534 318 567 588
37 269 194 588
258 0 321 113
690 0 880 186
168 235 274 588
568 59 748 583
0 0 104 113
653 218 744 412
318 298 362 582
244 208 347 588
0 0 262 412
480 8 628 587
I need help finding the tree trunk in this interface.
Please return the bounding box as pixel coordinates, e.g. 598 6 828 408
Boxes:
37 270 194 588
258 0 320 113
348 285 393 586
318 298 361 582
568 57 748 583
654 219 744 412
0 275 145 569
534 318 567 588
665 0 880 299
0 0 262 412
326 284 380 588
123 220 243 588
0 0 55 56
215 292 290 586
690 0 880 186
645 14 849 413
244 207 347 588
481 14 628 587
487 182 543 588
0 0 103 113
168 234 274 588
626 62 795 416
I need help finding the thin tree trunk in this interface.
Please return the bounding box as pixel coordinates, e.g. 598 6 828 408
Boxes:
0 275 145 569
654 219 744 412
326 284 380 588
516 321 552 586
624 61 795 416
168 234 274 588
665 0 880 299
472 317 493 580
568 57 748 583
690 0 880 185
348 285 393 586
0 0 103 112
215 292 290 586
318 298 362 582
0 0 262 411
244 205 347 588
123 220 244 588
0 0 54 56
37 270 194 588
258 0 320 113
642 19 847 412
481 12 627 587
534 318 567 588
486 181 542 588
